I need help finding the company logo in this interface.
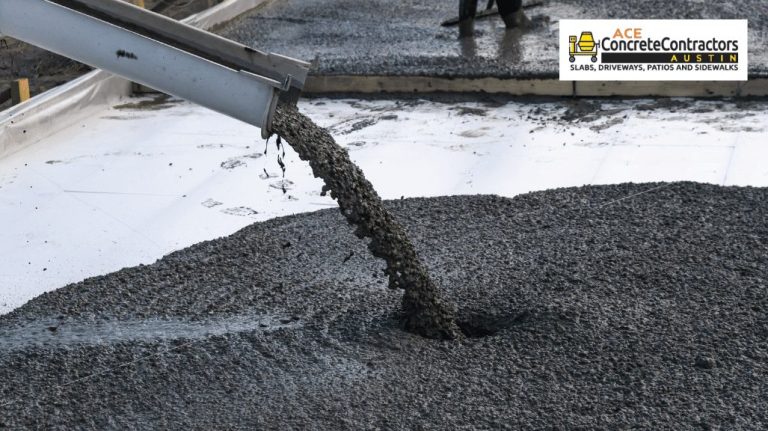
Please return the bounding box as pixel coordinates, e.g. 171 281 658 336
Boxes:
568 32 598 63
560 20 748 81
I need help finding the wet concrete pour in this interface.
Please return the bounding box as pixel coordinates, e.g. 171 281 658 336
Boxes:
1 182 767 429
272 105 458 339
218 0 768 79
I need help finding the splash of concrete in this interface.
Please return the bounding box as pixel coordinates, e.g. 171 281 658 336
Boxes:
272 105 459 339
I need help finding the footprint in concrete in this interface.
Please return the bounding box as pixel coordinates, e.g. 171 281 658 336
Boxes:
458 128 488 138
221 158 246 170
329 117 378 135
201 199 223 208
220 207 258 217
219 153 263 170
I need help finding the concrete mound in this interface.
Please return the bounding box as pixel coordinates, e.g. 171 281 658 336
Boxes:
1 182 767 429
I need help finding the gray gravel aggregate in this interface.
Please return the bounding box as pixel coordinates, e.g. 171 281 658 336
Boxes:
217 0 768 79
1 182 767 429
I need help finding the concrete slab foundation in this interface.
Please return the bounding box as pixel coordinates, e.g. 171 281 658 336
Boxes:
218 0 768 96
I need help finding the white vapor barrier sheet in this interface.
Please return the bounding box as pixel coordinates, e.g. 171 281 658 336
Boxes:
1 97 767 313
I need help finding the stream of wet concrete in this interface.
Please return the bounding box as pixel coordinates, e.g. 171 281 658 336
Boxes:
272 105 459 339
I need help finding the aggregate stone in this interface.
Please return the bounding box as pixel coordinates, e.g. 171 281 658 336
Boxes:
1 182 767 429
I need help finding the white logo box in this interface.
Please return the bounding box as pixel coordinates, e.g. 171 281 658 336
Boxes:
559 19 748 81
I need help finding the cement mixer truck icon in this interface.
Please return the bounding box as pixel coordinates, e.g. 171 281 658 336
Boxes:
568 31 598 63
